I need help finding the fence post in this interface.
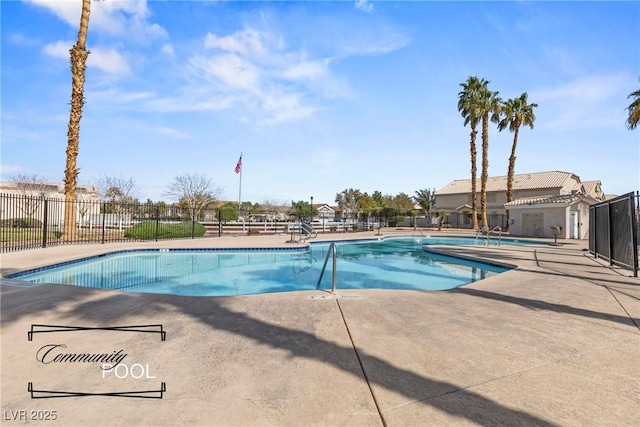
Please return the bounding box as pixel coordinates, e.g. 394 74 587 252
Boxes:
155 205 160 242
101 203 106 244
192 217 195 239
42 199 48 248
631 192 639 277
591 203 597 258
607 201 614 267
218 210 222 237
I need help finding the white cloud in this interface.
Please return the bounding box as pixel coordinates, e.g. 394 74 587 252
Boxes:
338 31 410 57
355 0 374 13
89 48 131 74
6 32 39 47
89 88 154 107
260 90 317 126
261 104 317 126
140 94 236 114
532 74 631 129
25 0 78 28
204 29 265 57
184 24 380 126
190 54 261 91
26 0 166 40
534 75 625 103
281 58 329 81
42 40 73 59
161 44 175 58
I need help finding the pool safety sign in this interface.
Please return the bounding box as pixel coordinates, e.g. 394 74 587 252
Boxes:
27 324 166 399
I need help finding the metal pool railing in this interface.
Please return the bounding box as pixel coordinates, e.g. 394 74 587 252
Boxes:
475 226 502 246
316 242 337 293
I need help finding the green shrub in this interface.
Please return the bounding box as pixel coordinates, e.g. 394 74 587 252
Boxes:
0 217 43 228
124 221 205 240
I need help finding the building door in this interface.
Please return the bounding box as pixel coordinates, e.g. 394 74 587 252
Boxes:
569 211 579 239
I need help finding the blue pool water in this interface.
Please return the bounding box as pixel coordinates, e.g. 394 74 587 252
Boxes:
10 236 528 296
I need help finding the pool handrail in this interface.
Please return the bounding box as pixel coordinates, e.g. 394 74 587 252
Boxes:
316 242 337 293
475 226 502 246
487 226 502 246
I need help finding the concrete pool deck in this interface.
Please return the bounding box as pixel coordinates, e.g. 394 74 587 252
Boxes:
1 229 638 426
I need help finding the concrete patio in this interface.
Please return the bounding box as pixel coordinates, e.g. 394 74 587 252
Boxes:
1 230 638 426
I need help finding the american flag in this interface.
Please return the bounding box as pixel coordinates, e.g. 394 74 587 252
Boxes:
235 155 242 174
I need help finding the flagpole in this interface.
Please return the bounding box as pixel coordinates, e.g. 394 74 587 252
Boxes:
237 152 242 212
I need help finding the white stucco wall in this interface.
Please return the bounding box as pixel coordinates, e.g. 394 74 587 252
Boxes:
508 206 564 238
507 202 591 239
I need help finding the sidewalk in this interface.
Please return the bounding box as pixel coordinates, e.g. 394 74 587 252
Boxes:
1 231 638 426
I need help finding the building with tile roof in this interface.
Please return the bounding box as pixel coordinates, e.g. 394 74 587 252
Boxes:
433 171 606 236
504 193 598 239
435 171 604 215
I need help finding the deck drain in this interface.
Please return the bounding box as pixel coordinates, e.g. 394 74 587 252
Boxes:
308 294 363 300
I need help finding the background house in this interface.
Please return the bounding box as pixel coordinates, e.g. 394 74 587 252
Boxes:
435 171 606 229
312 204 337 221
0 181 100 226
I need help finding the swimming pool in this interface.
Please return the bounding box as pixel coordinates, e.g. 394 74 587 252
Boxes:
9 236 524 296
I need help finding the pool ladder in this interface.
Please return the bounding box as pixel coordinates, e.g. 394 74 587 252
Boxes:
316 242 337 293
475 226 502 246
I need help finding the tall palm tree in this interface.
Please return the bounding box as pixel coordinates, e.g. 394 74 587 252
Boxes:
476 81 501 229
413 188 436 217
457 76 484 230
62 0 92 241
497 92 538 230
626 88 640 130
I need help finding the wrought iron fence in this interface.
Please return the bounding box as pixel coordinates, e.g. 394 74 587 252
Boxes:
0 194 215 252
1 193 511 253
0 194 363 252
588 191 639 277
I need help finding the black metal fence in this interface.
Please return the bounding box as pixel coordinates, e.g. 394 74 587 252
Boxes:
0 194 218 252
589 191 639 277
0 193 511 253
0 194 366 253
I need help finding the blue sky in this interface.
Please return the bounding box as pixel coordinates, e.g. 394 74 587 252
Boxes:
2 0 638 205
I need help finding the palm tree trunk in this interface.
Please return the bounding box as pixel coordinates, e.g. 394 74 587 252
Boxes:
506 126 520 203
62 0 91 241
469 127 478 230
481 112 489 229
505 126 520 231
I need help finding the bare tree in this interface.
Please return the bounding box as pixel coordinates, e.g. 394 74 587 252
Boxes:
97 176 138 200
97 176 139 230
261 198 289 221
165 173 222 222
76 198 92 229
10 174 52 219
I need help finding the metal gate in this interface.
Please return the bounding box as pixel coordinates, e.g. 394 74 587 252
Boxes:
589 191 639 277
